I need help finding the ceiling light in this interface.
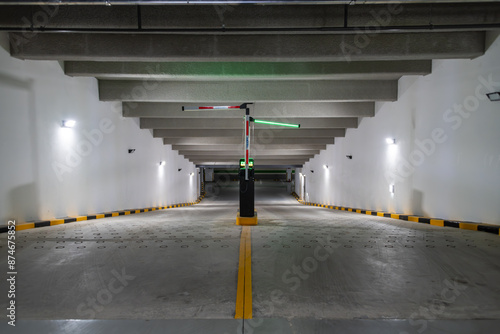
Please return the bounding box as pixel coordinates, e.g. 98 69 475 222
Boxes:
190 172 194 176
128 149 136 154
346 155 353 159
386 138 396 145
323 164 328 169
61 120 76 128
486 92 500 101
389 184 395 194
159 161 165 166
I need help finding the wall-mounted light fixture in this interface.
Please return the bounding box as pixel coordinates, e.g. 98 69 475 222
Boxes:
310 170 314 173
346 155 353 159
190 172 194 176
178 168 182 172
159 161 165 166
389 184 395 194
486 92 500 101
128 149 136 154
61 120 76 128
386 138 396 145
323 164 328 169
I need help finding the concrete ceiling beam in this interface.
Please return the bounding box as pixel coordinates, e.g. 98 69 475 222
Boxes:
2 4 500 31
178 150 321 156
190 159 308 165
100 80 396 103
10 32 484 62
184 154 315 160
66 60 431 81
166 137 333 145
153 129 346 138
142 117 357 129
171 144 327 150
125 102 374 118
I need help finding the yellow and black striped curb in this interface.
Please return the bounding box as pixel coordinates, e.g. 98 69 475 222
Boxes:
1 193 206 233
291 192 499 236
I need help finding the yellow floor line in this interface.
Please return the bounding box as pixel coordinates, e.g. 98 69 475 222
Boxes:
244 227 253 319
235 227 247 319
235 226 252 319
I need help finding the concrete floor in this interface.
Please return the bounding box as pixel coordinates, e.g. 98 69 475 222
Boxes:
1 181 500 333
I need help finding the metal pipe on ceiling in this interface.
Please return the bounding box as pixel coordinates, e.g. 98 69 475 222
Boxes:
0 0 499 5
2 23 500 33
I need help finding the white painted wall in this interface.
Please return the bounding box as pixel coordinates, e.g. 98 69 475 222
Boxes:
298 32 500 225
0 34 197 224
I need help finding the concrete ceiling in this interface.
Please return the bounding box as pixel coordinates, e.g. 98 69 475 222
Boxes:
1 2 499 167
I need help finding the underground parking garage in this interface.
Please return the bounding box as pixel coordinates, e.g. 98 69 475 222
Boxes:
1 1 500 333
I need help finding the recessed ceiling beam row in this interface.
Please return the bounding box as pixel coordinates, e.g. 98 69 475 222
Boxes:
143 118 357 129
170 144 327 150
2 4 499 32
167 137 334 145
125 102 374 118
10 32 484 62
153 129 346 139
177 150 321 156
66 61 431 81
100 80 397 102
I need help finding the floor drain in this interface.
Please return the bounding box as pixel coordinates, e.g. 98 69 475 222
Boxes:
77 246 86 249
98 246 106 249
201 245 209 248
303 245 311 248
139 245 147 248
221 245 229 248
263 245 271 248
55 246 64 249
283 245 290 248
119 246 127 249
159 245 168 248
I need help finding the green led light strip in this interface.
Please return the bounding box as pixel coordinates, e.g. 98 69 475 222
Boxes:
252 119 300 128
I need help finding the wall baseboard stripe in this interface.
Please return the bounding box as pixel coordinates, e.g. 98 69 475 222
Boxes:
2 193 206 233
291 192 499 236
